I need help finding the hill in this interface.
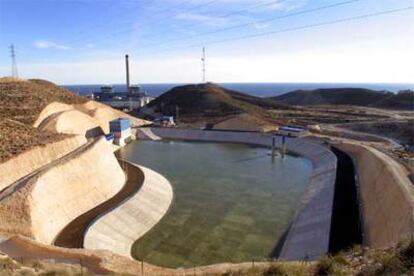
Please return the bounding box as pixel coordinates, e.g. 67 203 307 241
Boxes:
0 77 147 163
0 78 87 162
0 78 87 125
147 83 287 122
372 91 414 110
271 88 394 107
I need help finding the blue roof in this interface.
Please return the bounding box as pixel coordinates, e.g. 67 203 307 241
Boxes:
280 126 306 132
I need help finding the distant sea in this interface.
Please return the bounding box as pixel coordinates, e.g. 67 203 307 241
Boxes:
63 83 414 98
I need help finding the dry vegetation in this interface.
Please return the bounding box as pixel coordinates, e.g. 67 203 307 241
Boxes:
340 120 414 147
0 253 91 276
0 78 86 125
146 82 288 127
214 240 414 276
0 78 87 163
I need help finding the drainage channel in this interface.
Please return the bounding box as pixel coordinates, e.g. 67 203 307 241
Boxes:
329 146 363 253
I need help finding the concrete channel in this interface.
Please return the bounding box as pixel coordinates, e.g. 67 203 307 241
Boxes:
54 160 144 248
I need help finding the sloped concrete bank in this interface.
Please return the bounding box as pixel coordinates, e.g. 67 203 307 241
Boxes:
34 101 149 134
54 160 144 248
0 135 86 191
335 143 414 247
137 127 337 260
0 137 125 245
84 162 173 258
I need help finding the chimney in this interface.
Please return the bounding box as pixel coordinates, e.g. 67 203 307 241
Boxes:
125 54 130 92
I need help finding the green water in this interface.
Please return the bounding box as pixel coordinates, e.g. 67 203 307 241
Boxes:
119 140 312 268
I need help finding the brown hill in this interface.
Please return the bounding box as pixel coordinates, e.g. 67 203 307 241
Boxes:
0 78 87 125
148 82 286 120
271 88 394 107
0 78 87 162
371 91 414 110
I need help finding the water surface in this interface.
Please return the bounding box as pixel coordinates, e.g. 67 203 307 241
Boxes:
118 140 312 268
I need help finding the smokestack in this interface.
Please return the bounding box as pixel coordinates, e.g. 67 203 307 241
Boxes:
125 54 130 92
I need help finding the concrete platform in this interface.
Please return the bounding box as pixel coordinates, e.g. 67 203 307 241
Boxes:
84 162 173 258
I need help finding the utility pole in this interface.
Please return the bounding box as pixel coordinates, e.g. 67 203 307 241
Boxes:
201 47 206 83
9 44 18 78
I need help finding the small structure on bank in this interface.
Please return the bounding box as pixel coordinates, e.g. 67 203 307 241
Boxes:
153 116 176 127
109 118 132 146
278 126 309 137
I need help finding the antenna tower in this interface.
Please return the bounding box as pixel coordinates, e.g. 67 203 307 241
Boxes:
201 47 206 83
9 44 18 78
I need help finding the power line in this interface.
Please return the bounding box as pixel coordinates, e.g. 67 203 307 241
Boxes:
9 44 18 78
139 0 361 49
74 0 221 47
136 6 413 56
68 0 193 46
135 0 290 43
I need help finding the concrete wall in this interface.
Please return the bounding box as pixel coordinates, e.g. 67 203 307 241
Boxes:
84 163 173 258
336 143 414 247
137 128 337 260
37 109 104 138
0 135 86 192
29 138 125 245
34 101 149 134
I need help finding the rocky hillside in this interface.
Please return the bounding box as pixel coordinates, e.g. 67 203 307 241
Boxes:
148 82 287 120
271 88 393 107
0 78 87 125
372 91 414 110
271 88 414 110
0 78 87 163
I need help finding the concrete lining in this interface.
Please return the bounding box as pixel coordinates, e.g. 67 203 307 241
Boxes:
335 143 414 247
136 128 337 260
84 162 173 258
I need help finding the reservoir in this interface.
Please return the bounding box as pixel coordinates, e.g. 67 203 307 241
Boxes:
118 140 312 268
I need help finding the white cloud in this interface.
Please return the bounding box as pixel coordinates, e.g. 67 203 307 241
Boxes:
252 23 269 29
266 0 307 12
175 12 229 27
34 40 71 50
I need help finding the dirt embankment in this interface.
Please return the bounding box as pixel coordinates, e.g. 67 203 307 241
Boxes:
339 120 414 147
0 78 149 164
0 78 87 163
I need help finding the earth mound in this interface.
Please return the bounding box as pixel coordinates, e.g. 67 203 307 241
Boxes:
271 88 393 107
371 91 414 110
148 82 285 118
0 78 87 162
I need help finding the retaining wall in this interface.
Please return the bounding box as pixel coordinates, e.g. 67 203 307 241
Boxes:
29 138 125 245
84 163 173 258
34 101 149 134
335 143 414 247
0 135 87 192
137 128 337 260
0 137 125 243
37 109 104 138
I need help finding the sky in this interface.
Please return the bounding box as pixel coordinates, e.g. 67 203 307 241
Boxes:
0 0 413 84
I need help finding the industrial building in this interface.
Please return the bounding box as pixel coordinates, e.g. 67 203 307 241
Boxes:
93 55 154 111
109 118 132 146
